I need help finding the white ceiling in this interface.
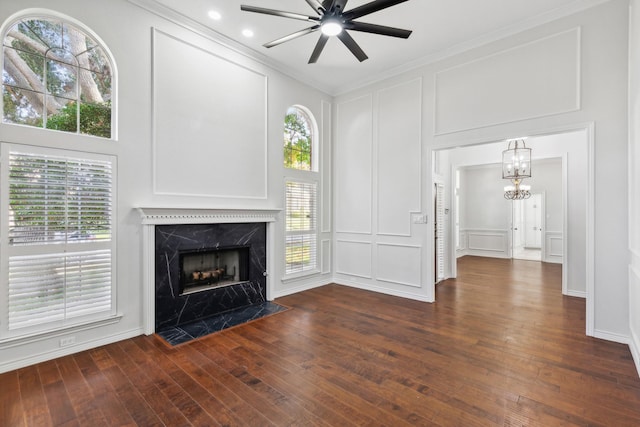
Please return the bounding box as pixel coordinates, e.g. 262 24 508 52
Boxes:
147 0 604 95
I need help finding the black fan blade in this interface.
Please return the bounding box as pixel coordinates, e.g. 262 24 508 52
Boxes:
337 31 368 62
346 21 412 38
240 5 317 22
304 0 325 14
264 25 320 48
309 34 329 63
324 0 349 15
343 0 409 20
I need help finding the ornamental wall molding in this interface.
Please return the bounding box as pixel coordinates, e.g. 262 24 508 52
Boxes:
137 207 280 225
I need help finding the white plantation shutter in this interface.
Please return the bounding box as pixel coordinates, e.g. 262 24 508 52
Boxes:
285 180 317 275
8 153 112 244
435 183 446 282
3 148 114 335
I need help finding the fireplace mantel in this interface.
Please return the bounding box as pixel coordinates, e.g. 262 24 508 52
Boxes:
137 207 280 225
138 207 280 335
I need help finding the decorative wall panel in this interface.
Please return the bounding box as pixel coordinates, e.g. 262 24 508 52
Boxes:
335 95 373 234
335 240 372 278
435 28 580 134
545 231 564 264
377 79 422 236
465 229 509 258
152 29 267 198
376 244 421 287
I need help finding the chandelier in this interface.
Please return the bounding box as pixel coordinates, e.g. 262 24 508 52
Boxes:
502 139 532 200
504 179 531 200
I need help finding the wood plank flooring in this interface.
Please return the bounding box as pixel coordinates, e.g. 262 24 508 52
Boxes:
2 256 640 426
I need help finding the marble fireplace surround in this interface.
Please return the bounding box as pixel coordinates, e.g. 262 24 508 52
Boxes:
138 208 279 335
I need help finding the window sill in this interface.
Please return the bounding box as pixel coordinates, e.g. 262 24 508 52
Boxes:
0 314 123 349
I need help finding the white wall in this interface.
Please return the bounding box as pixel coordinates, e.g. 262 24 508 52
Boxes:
0 0 333 372
333 1 629 341
628 0 640 375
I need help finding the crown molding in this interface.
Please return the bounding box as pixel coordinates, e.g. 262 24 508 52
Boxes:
127 0 333 94
332 0 612 96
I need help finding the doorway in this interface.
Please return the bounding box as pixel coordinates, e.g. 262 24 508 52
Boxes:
510 193 544 261
431 128 593 335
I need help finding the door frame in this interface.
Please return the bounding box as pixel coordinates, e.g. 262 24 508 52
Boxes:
430 123 594 337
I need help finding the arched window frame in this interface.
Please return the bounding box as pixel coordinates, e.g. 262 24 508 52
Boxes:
0 9 117 139
283 105 320 278
283 105 318 172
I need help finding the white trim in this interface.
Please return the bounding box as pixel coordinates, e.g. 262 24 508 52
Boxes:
0 327 142 375
585 123 595 337
332 1 606 96
566 290 587 299
137 207 280 225
271 277 330 299
335 239 373 279
0 8 119 141
321 239 331 274
375 77 423 238
127 0 332 94
433 28 581 136
592 329 631 345
150 28 269 200
0 315 122 348
430 122 595 339
630 326 640 380
562 152 569 294
375 243 422 288
334 279 434 303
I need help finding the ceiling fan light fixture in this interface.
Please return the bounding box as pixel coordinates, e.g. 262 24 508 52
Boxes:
321 20 343 36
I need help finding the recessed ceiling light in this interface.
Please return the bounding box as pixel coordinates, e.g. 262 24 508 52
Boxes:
207 10 221 20
242 29 254 38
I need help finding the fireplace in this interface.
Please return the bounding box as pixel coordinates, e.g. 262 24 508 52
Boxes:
138 208 279 334
179 245 250 295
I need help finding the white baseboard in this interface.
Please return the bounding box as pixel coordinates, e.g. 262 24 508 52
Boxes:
630 327 640 379
565 290 586 298
333 278 434 303
592 329 630 345
271 278 330 299
0 327 144 374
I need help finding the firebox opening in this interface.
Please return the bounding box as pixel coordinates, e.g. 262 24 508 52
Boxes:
179 245 250 295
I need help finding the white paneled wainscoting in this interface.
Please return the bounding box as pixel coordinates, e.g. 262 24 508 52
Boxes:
457 228 564 264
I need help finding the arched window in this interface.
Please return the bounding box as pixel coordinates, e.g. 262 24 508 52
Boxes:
284 105 318 276
284 106 314 171
2 15 114 138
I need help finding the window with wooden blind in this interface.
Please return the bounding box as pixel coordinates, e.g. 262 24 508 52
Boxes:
285 180 317 275
2 147 115 337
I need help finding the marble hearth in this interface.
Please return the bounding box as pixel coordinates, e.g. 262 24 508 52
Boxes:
139 208 279 334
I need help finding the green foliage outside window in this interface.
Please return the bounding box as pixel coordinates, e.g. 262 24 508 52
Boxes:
284 108 312 170
2 18 112 138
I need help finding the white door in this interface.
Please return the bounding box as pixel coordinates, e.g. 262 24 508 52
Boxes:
524 194 542 249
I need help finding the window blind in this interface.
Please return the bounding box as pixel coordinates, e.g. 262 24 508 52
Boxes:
8 153 112 245
285 181 317 275
8 250 112 330
6 150 113 332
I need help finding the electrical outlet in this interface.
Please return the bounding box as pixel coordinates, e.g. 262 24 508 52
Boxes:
59 336 75 347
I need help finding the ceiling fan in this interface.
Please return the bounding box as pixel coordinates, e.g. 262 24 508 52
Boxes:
240 0 412 63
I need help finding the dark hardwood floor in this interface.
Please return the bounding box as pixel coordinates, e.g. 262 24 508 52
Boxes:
2 256 640 426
